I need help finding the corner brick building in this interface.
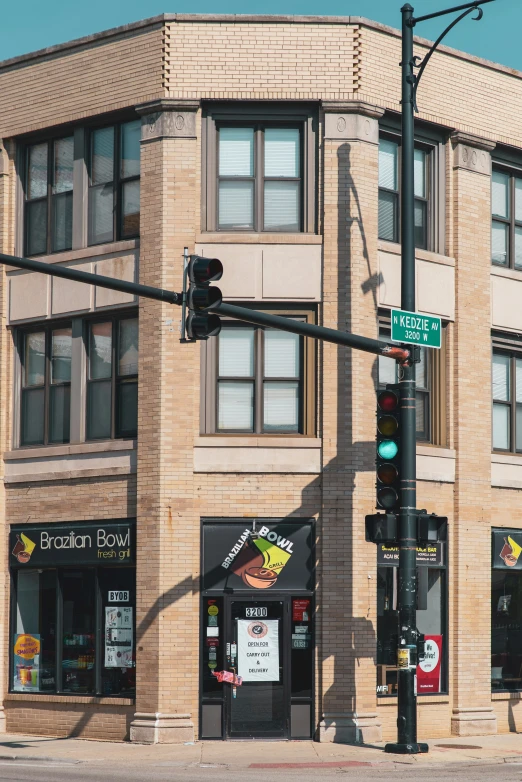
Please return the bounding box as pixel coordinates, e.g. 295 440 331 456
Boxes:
0 12 520 744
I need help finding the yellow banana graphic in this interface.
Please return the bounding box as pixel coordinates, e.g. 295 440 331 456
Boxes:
254 538 291 573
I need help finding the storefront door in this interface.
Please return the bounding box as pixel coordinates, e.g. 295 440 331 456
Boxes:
226 597 288 739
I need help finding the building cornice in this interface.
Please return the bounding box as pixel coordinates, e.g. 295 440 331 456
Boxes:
1 13 521 87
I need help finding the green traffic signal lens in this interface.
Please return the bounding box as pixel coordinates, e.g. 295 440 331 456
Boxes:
378 440 398 460
377 415 398 437
377 487 399 509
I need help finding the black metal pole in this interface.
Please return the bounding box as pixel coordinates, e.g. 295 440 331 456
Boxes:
384 3 428 755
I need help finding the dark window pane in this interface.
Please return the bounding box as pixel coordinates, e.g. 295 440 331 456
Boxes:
120 121 140 180
27 143 48 200
62 570 96 694
117 381 138 437
89 184 114 244
291 597 312 698
121 180 140 238
378 190 397 242
24 332 45 387
414 199 427 249
21 388 45 445
492 221 509 265
516 405 522 452
89 322 112 379
53 137 74 194
492 570 522 691
87 381 111 439
13 570 56 693
91 127 114 185
52 192 73 252
49 384 70 443
416 390 429 440
51 328 72 383
118 319 138 377
26 200 48 256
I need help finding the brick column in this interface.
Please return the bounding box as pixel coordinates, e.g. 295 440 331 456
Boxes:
450 131 497 736
129 100 200 744
0 139 13 734
318 101 384 743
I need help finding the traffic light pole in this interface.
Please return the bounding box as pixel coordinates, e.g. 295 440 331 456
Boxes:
385 0 494 754
0 252 409 362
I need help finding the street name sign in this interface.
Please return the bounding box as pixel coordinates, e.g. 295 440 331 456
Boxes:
391 309 441 349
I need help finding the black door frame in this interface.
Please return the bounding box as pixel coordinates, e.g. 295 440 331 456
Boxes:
224 593 291 739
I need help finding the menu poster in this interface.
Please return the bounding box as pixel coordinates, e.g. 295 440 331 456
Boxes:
13 633 41 691
237 619 279 682
105 607 133 668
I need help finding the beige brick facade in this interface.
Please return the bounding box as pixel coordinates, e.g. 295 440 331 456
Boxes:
0 12 520 744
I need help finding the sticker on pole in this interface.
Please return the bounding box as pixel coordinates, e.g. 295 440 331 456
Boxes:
397 648 410 669
391 309 441 349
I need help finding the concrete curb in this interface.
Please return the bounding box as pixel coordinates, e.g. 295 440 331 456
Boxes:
0 754 80 763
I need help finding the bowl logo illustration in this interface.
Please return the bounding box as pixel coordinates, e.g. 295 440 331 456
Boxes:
12 533 36 564
500 535 522 567
247 621 268 638
231 536 292 589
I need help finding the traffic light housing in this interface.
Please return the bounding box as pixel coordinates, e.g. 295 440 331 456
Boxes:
186 255 223 340
417 512 448 543
416 630 426 663
365 512 397 543
376 384 401 512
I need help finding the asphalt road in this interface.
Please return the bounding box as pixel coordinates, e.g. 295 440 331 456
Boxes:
1 759 522 782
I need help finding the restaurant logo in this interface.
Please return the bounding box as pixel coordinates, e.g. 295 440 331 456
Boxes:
221 525 294 590
12 533 36 564
247 621 268 638
500 535 522 567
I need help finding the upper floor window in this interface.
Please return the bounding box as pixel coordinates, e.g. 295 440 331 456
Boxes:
87 317 138 440
492 347 522 452
217 126 301 232
201 312 316 435
21 325 72 446
378 137 430 250
24 137 74 256
18 313 138 448
202 105 317 234
22 119 140 257
491 169 522 269
88 121 140 245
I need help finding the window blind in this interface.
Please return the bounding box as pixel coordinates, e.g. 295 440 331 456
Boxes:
378 140 398 190
264 129 299 177
219 329 254 377
219 128 254 176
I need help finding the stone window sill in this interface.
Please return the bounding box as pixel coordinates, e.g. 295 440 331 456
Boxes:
492 452 522 489
11 239 139 269
417 445 456 484
196 232 322 245
5 693 134 706
378 240 455 267
491 264 522 282
5 439 136 460
194 437 321 474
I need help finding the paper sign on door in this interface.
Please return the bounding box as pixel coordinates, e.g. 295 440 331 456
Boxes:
237 619 279 682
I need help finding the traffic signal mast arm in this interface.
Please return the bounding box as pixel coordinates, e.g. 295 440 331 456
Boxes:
0 252 410 364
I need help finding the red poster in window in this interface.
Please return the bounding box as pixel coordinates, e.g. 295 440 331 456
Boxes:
417 635 442 694
292 599 310 621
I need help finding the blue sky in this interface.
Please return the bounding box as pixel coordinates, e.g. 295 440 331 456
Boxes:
0 0 517 71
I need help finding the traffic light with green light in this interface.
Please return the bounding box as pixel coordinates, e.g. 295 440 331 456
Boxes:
376 384 401 512
186 255 223 340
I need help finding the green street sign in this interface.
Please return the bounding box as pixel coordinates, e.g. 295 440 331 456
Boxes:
391 309 441 349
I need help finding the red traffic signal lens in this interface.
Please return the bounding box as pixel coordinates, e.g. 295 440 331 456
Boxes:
378 390 399 412
377 486 398 510
377 463 398 485
377 415 398 437
189 256 223 284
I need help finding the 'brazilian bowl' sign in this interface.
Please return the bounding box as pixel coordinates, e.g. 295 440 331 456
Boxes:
10 520 135 567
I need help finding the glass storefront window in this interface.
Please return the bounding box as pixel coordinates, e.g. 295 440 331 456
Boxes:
11 565 135 697
492 570 522 690
376 565 446 696
13 570 56 692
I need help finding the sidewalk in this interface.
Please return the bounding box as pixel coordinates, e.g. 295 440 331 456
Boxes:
1 732 522 769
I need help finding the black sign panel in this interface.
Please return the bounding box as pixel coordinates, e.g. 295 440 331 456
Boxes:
377 542 445 567
10 520 135 568
492 529 522 569
202 521 314 592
